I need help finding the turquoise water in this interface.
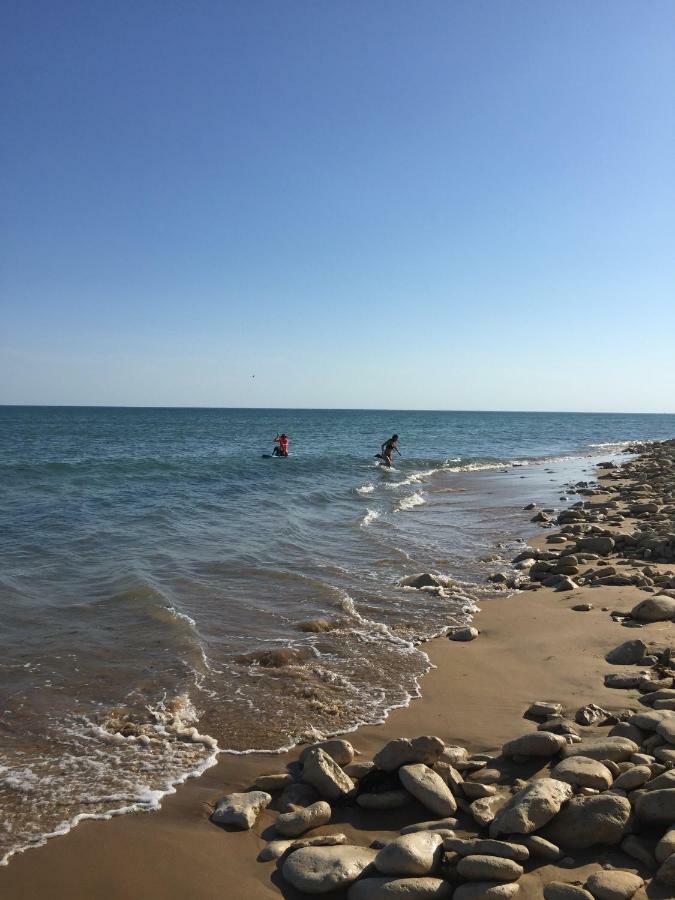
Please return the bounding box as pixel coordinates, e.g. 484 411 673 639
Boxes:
1 406 674 862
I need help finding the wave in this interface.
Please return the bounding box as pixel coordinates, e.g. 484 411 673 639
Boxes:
356 483 375 494
395 492 426 512
360 508 380 527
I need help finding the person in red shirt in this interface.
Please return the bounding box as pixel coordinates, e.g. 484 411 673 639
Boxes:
273 433 289 457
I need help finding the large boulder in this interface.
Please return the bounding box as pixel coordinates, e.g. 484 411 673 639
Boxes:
490 778 572 837
456 856 523 882
635 788 675 825
584 870 644 899
577 536 615 555
374 832 443 876
348 877 452 899
276 800 332 837
630 594 675 622
374 737 445 772
561 737 638 762
502 732 566 758
300 739 356 767
282 845 378 893
399 764 457 816
210 790 271 829
543 794 631 850
551 757 613 791
301 747 355 799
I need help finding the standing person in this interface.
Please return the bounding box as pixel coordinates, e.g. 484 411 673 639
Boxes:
377 434 400 467
273 433 289 457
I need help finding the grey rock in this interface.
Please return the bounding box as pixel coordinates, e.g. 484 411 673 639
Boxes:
527 701 563 718
438 745 468 766
551 757 614 791
575 704 611 727
630 594 675 622
655 827 675 863
561 737 638 762
490 778 573 837
374 832 443 876
450 626 479 642
463 783 497 800
348 877 453 900
374 737 445 772
657 717 675 744
253 773 293 791
399 764 457 816
276 800 332 837
258 833 348 862
400 818 459 835
347 761 376 779
400 573 443 589
301 747 354 799
444 838 528 862
584 869 644 899
657 852 675 886
544 885 593 900
210 790 271 829
577 536 615 555
456 855 522 882
453 885 520 900
502 731 567 758
635 788 675 824
604 673 641 689
282 844 378 893
300 739 356 768
515 834 561 861
471 794 508 828
278 782 319 812
358 790 411 810
543 794 631 849
620 834 655 868
605 640 648 665
612 766 651 791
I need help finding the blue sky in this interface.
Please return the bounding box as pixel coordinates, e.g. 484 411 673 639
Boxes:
2 1 674 411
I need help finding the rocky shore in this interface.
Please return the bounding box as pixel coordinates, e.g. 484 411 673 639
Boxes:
210 439 675 900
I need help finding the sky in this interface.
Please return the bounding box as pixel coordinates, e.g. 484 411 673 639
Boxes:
1 1 674 411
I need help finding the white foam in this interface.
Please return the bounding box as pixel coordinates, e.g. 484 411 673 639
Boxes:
166 606 197 628
395 491 426 511
360 508 380 527
356 483 375 495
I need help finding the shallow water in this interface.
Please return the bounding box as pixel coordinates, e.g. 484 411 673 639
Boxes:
1 406 674 862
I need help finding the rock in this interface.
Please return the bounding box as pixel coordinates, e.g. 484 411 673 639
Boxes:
490 779 573 837
450 626 479 641
635 788 675 824
282 844 378 893
463 783 496 800
276 800 332 836
439 745 468 766
657 717 675 744
456 855 522 881
608 723 644 744
528 701 564 718
577 536 615 555
374 737 445 772
561 737 638 762
300 739 356 768
278 782 319 811
258 833 348 862
444 838 528 863
656 852 675 887
210 790 271 829
575 704 611 727
357 790 411 810
637 769 675 792
502 732 567 758
605 640 648 665
551 757 614 791
656 827 675 863
400 818 459 835
348 877 453 900
543 794 631 850
374 832 443 876
572 604 593 612
612 766 651 791
620 834 655 868
604 673 641 689
400 573 442 589
253 773 293 791
453 883 520 900
584 869 644 899
630 594 675 622
347 761 376 779
556 577 578 592
540 718 580 737
301 748 354 799
515 834 561 861
471 794 508 828
399 764 457 816
544 885 594 900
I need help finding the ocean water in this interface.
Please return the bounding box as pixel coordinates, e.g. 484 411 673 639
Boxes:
1 406 674 863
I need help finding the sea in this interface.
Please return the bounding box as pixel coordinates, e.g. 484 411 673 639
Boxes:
1 406 674 863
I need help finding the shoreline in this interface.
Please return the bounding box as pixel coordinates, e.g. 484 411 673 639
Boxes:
2 440 675 899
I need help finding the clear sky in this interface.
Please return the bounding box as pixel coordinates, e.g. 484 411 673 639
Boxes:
2 1 674 411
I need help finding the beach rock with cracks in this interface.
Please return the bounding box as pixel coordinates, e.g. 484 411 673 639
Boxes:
551 757 614 791
490 778 573 837
275 800 332 837
210 790 271 829
301 747 354 799
543 794 631 850
374 736 445 772
348 877 452 900
584 869 644 899
282 844 378 893
300 739 355 767
374 832 443 876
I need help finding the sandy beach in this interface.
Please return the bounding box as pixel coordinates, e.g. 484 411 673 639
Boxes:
2 441 674 899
